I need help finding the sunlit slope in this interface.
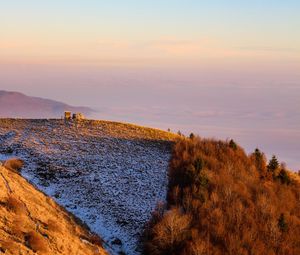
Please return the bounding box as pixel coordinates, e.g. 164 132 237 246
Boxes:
0 164 107 255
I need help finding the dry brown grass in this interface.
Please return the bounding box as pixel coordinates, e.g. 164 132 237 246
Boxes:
82 233 103 247
143 137 300 255
4 158 24 172
25 231 48 253
0 164 108 255
11 218 25 240
47 219 60 233
5 195 26 215
1 240 19 254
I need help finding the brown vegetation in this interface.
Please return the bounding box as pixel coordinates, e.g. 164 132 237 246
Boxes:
143 137 300 255
25 231 48 253
5 195 26 215
3 158 24 172
0 164 107 255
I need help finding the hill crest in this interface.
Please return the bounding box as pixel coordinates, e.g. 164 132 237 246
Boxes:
0 118 177 254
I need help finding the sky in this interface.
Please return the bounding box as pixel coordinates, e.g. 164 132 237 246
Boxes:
0 1 300 169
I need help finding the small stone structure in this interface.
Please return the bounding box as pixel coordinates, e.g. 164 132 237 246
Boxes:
64 111 85 121
72 113 85 121
64 111 72 120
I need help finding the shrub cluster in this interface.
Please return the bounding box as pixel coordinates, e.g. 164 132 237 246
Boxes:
143 137 300 255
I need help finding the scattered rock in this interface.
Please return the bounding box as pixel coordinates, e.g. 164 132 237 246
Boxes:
112 238 122 246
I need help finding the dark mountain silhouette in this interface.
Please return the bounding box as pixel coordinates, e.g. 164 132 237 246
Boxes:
0 90 94 118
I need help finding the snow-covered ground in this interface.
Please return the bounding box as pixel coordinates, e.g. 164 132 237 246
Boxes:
0 154 8 161
0 119 174 255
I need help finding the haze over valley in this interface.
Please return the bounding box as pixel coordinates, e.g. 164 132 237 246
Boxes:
1 1 300 254
1 85 299 170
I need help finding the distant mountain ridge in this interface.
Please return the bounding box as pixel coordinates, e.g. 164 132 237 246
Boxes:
0 90 94 118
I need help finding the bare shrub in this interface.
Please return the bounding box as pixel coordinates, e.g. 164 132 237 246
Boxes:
145 208 191 255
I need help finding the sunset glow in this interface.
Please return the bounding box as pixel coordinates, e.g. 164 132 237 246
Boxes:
1 1 300 169
1 1 299 67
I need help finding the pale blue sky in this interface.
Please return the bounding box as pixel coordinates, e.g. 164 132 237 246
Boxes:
1 1 300 49
0 1 300 169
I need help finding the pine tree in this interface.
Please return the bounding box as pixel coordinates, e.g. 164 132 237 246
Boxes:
229 139 237 150
267 155 279 173
252 148 267 177
278 213 288 232
278 169 291 185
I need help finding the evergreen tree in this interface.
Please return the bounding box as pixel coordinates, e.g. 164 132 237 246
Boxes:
278 169 291 185
252 148 267 177
229 139 237 150
267 155 279 173
193 158 204 173
254 148 262 158
278 213 288 232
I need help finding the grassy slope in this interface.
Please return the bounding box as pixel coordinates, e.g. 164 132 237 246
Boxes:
0 118 178 254
0 162 107 255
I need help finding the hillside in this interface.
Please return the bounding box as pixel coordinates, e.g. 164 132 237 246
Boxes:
143 137 300 255
0 159 107 255
0 119 177 254
0 90 94 118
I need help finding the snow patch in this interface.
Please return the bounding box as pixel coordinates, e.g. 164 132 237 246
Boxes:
0 120 172 255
